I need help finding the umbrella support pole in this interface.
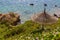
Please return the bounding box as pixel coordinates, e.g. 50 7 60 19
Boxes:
40 24 45 33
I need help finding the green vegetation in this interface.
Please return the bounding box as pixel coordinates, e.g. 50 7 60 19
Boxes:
0 19 60 40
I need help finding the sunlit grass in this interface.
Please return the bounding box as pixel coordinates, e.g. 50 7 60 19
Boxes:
0 18 60 40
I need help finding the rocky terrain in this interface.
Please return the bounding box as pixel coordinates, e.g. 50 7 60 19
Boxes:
0 12 21 26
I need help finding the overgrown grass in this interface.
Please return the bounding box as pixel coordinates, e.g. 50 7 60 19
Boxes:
0 19 60 40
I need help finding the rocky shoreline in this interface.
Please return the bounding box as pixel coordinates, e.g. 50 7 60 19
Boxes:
0 12 21 26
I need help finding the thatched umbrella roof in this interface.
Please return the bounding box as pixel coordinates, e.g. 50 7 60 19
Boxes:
31 9 58 24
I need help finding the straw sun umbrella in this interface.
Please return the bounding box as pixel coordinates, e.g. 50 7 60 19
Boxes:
31 8 58 24
31 4 58 31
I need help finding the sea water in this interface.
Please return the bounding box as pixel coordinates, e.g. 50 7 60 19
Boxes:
0 0 60 23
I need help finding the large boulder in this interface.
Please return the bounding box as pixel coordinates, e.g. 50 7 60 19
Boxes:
0 12 21 26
